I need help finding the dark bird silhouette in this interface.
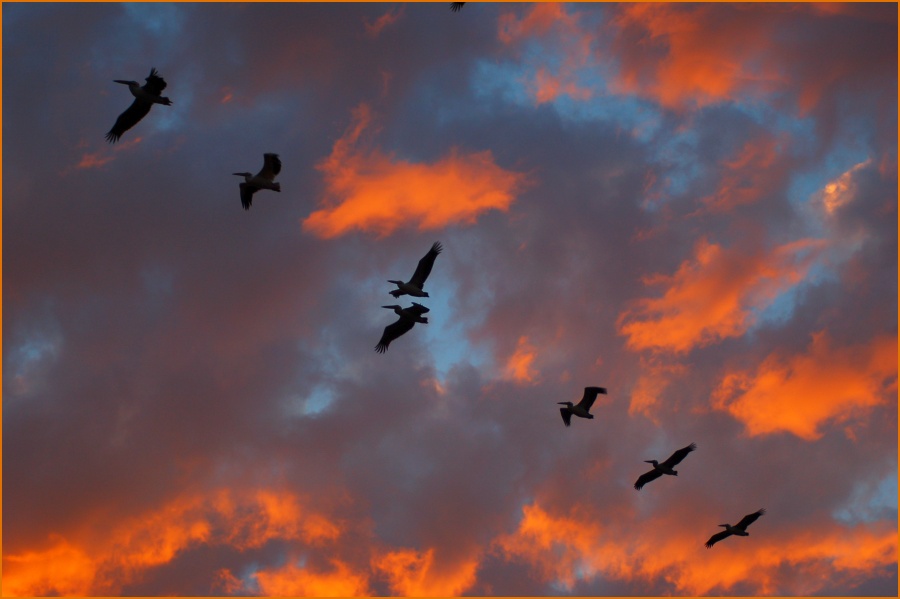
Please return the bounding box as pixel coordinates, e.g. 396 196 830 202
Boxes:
375 303 430 353
558 386 607 427
388 242 442 298
450 2 465 12
634 443 697 490
233 153 282 210
106 68 172 143
705 509 766 548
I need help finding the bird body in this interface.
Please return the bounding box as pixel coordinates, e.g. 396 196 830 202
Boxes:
234 153 282 210
106 68 172 143
558 386 607 427
634 443 697 490
375 303 430 353
389 242 442 298
705 509 766 548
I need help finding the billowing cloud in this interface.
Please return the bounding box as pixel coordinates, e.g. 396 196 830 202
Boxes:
712 331 898 439
496 502 897 596
372 548 480 596
302 103 529 238
503 335 540 384
617 237 827 353
254 560 372 596
699 133 787 213
817 158 873 215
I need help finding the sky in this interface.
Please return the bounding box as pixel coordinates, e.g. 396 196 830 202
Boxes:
2 2 898 596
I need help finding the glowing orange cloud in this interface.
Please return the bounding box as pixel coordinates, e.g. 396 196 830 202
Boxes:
498 3 595 105
504 335 540 384
76 152 114 170
699 134 784 213
495 502 897 595
609 4 782 109
302 104 529 238
254 559 372 596
628 357 687 421
372 547 480 596
617 237 826 353
2 488 342 596
712 331 898 439
817 159 872 215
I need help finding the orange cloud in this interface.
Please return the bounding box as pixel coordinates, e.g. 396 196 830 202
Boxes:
817 159 872 215
498 3 595 105
712 331 898 439
302 104 529 238
495 502 897 595
254 559 372 596
503 335 540 384
617 237 826 353
628 357 687 421
373 547 480 596
609 4 783 109
2 488 343 596
76 152 114 170
699 134 785 213
365 7 403 38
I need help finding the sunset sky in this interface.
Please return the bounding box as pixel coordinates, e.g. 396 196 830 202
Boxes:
2 2 898 596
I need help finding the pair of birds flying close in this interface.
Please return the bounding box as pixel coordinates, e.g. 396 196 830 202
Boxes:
106 68 282 210
376 242 443 352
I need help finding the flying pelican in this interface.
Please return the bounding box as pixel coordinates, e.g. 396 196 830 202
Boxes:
388 242 442 298
450 2 465 11
558 386 607 427
634 443 697 490
105 68 173 143
234 153 282 210
375 303 430 353
705 509 766 548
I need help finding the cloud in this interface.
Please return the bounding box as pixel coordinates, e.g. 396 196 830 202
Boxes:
503 335 540 384
302 103 530 238
617 237 827 353
1 487 343 596
254 560 372 596
817 158 873 215
365 7 403 38
495 502 897 595
372 547 480 596
712 331 898 439
698 133 786 213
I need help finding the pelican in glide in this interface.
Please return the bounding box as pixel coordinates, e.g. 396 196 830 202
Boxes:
388 242 442 298
634 443 696 490
375 303 430 353
705 509 765 548
558 386 607 427
234 153 282 210
106 68 173 143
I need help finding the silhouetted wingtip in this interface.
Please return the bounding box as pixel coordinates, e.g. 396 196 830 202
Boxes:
375 344 388 353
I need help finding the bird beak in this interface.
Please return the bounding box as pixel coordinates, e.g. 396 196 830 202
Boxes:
113 80 131 85
644 460 653 464
556 402 567 405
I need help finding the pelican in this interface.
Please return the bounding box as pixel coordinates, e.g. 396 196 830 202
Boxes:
375 303 430 353
105 68 173 143
450 2 465 11
634 443 697 490
388 242 442 298
558 386 607 427
234 153 282 210
705 509 766 548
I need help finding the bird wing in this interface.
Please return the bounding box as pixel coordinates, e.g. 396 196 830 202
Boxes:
735 508 765 531
559 407 572 427
661 442 697 468
105 98 152 143
449 2 465 11
408 242 442 288
143 68 168 95
705 530 731 548
577 386 607 410
634 469 663 490
258 153 282 180
408 302 431 316
239 182 255 210
375 318 416 353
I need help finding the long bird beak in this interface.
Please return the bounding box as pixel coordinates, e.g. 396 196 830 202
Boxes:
113 80 133 85
381 305 400 309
